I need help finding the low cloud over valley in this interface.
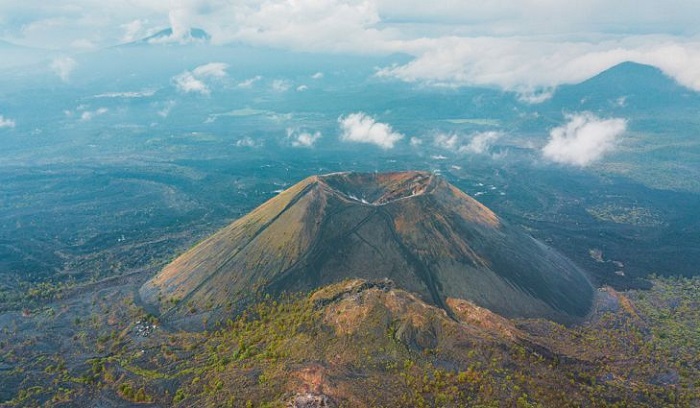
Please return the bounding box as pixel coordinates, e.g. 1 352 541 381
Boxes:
338 112 404 149
542 113 626 167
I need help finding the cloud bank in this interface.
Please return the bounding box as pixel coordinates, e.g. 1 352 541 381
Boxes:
542 113 627 167
338 112 404 149
173 62 228 95
376 36 700 92
5 0 700 50
4 1 700 92
0 115 16 128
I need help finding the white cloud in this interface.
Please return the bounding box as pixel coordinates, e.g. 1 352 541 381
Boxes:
80 107 108 121
161 7 204 44
173 72 208 94
121 19 149 43
4 0 700 52
296 84 308 91
94 89 156 98
517 88 555 104
311 72 324 79
410 137 423 146
338 112 404 149
4 2 700 92
235 136 262 148
433 133 460 150
0 115 16 128
271 79 292 92
614 96 628 107
192 62 228 78
157 100 176 118
237 76 262 88
542 112 626 167
432 131 501 154
173 62 228 95
50 56 76 82
145 8 209 45
213 0 386 53
287 128 322 147
377 36 700 92
461 131 501 154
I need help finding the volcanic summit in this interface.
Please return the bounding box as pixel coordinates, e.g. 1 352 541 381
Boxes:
140 171 594 326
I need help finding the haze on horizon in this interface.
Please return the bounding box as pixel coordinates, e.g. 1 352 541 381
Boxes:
2 0 700 92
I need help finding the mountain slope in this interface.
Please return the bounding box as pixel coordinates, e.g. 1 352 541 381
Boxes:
580 62 682 93
137 28 211 45
550 61 699 109
140 171 594 326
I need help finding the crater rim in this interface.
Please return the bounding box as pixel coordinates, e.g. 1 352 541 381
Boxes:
318 171 436 206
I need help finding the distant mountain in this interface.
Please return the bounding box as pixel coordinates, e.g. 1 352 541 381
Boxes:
140 171 594 328
550 61 698 109
584 62 680 91
138 27 211 44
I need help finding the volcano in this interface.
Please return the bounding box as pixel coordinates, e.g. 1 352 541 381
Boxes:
140 171 593 326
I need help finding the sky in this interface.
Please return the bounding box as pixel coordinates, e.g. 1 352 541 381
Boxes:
2 0 700 91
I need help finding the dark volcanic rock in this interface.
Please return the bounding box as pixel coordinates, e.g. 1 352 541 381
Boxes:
140 171 594 326
289 393 334 408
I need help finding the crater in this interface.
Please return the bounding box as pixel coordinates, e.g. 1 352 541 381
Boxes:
319 171 436 205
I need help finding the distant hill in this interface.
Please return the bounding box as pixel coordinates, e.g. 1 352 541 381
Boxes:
140 171 594 327
582 62 679 91
550 61 698 109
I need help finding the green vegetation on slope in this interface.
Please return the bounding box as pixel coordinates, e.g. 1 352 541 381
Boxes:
1 276 698 407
